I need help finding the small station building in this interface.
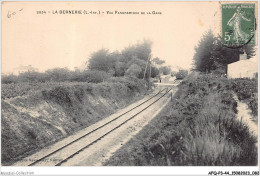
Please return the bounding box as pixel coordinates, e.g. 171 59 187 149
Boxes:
227 53 258 79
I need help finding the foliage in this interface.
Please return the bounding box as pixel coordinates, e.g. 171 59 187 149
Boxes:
152 57 165 65
122 40 152 62
231 78 258 117
107 76 146 94
45 68 71 82
3 71 48 83
125 64 143 78
150 67 159 78
79 70 109 83
193 30 255 73
2 40 162 85
87 49 117 73
115 61 126 77
86 40 160 79
1 69 110 86
2 76 147 165
126 57 146 68
1 82 87 100
2 74 19 84
175 70 188 80
105 73 257 166
159 66 171 75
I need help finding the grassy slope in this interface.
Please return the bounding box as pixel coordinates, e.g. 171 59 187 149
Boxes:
105 73 257 166
1 77 146 165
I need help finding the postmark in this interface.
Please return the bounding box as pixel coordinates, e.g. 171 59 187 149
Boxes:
222 3 256 46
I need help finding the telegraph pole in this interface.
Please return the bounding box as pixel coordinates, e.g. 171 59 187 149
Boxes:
143 55 150 80
148 58 152 90
143 55 152 92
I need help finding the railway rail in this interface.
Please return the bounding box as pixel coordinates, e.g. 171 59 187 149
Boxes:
26 82 178 166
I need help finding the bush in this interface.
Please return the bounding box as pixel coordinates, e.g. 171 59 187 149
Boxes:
175 70 188 80
45 68 70 82
105 73 257 166
107 76 146 93
125 64 142 78
1 76 147 165
1 69 111 85
2 74 18 84
69 70 109 83
42 86 73 107
20 71 48 83
231 78 258 117
84 70 110 83
159 66 171 75
1 82 64 100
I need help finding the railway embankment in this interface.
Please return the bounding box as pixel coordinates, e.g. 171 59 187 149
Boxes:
1 77 146 165
105 73 258 166
11 87 174 166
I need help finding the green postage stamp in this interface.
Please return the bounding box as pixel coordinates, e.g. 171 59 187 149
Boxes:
222 3 256 46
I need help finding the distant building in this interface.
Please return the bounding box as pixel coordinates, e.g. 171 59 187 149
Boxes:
160 74 171 83
13 65 39 75
227 53 258 79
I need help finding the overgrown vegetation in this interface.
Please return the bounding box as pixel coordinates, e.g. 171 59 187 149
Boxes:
1 40 161 165
2 40 162 100
87 40 161 79
2 40 174 87
193 30 255 73
175 70 188 80
105 73 257 166
2 40 166 86
231 78 258 117
2 76 146 165
1 69 110 84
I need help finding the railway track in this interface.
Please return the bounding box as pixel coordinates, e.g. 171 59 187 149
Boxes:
27 85 174 166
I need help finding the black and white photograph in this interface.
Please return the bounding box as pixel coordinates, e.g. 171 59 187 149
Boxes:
1 1 259 175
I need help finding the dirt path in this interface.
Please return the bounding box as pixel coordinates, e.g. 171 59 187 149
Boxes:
233 94 258 139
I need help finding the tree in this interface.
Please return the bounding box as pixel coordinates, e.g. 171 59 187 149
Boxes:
151 57 168 77
193 30 255 73
159 66 171 75
150 66 159 78
45 68 70 82
175 70 188 79
115 61 126 77
152 57 165 65
88 49 117 73
86 40 162 79
2 74 18 84
126 57 146 69
122 40 152 62
125 64 142 78
193 30 216 72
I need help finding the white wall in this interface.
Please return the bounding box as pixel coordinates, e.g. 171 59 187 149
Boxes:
227 60 258 79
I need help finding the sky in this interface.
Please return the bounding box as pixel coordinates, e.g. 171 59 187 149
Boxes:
1 1 257 74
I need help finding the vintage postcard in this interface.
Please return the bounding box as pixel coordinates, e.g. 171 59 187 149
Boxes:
1 1 259 176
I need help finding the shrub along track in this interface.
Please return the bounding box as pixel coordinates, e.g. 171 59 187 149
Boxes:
18 87 172 166
105 73 257 166
2 77 147 165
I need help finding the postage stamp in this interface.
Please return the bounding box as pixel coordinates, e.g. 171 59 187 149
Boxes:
222 3 256 46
